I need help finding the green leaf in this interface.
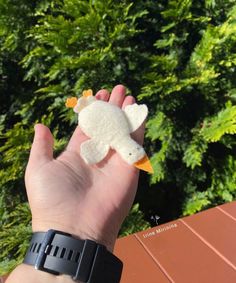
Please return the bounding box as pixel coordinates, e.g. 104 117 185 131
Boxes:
201 104 236 142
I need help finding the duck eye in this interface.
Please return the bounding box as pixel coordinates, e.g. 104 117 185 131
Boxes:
129 153 132 156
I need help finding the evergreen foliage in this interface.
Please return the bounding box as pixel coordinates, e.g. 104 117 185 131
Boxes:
140 0 236 217
1 0 236 275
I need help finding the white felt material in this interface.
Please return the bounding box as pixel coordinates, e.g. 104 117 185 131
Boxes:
80 139 109 164
79 101 130 145
113 136 146 165
124 103 148 133
74 98 147 165
74 96 96 113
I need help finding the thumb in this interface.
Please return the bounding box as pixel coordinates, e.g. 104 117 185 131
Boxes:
27 124 54 171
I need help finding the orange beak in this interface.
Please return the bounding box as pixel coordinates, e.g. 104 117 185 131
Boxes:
82 89 93 97
65 97 78 108
134 155 154 174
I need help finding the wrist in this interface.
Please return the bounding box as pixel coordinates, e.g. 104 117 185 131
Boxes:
20 229 123 283
6 264 80 283
31 220 117 252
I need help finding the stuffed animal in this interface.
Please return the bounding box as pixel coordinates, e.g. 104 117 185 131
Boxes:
66 90 153 173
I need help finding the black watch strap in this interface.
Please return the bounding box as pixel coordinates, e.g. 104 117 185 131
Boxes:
23 229 123 283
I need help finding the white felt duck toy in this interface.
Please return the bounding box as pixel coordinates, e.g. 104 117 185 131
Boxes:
66 90 153 173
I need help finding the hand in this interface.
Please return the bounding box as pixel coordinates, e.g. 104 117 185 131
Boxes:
25 85 145 252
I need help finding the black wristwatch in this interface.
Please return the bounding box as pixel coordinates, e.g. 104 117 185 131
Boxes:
23 229 123 283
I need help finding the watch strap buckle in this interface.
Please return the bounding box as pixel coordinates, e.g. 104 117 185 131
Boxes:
35 229 58 273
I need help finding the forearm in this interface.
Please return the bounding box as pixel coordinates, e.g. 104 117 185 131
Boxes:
6 264 82 283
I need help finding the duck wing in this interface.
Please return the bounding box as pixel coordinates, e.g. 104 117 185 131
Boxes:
80 139 110 164
124 103 148 133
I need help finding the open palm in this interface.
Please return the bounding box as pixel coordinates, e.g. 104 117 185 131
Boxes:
25 85 144 252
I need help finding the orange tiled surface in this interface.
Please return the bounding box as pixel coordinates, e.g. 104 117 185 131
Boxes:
115 235 169 283
114 201 236 283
